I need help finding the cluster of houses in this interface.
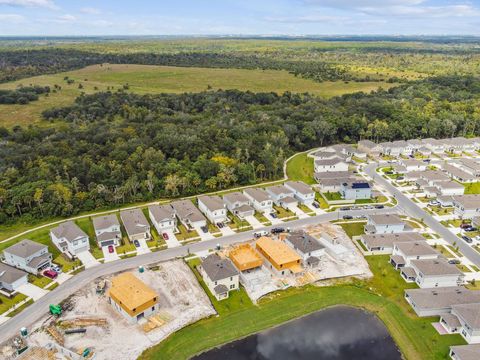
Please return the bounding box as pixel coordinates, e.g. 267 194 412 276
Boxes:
198 230 325 301
0 239 53 295
310 145 373 200
358 136 480 157
358 213 480 352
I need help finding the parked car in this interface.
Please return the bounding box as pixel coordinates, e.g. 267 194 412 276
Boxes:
200 226 208 233
343 215 353 220
271 227 285 234
397 176 405 180
355 215 367 219
460 223 472 229
162 232 169 240
270 212 278 219
429 200 440 206
43 269 58 279
216 222 224 228
462 235 473 244
51 265 62 274
385 171 394 175
312 202 320 209
465 227 477 232
423 159 431 163
340 207 350 211
448 259 461 265
108 245 114 254
375 205 384 209
254 230 269 238
134 240 140 248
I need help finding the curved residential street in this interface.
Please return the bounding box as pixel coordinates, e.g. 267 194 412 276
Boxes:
365 163 480 266
0 206 395 345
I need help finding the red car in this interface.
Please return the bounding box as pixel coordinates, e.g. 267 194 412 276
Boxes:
43 269 58 279
162 233 169 240
108 245 115 253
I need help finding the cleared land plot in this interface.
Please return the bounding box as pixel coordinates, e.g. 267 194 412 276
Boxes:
0 64 397 127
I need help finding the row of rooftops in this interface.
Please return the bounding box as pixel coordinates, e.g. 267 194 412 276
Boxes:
359 136 480 152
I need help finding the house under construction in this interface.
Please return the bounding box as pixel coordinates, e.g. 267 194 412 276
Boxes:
229 244 263 272
255 236 303 276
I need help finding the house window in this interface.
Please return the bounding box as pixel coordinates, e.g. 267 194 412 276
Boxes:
230 277 232 281
152 306 155 311
230 284 235 289
215 281 217 285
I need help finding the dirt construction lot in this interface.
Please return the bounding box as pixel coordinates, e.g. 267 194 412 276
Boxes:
25 260 215 360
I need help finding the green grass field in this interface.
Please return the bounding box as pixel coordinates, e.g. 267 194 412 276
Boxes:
0 64 397 128
464 182 480 194
139 255 464 360
285 152 315 184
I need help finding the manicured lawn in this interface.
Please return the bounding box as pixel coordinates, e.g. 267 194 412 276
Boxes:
140 255 464 360
285 152 315 184
314 192 329 209
28 274 53 288
456 264 471 273
428 206 453 216
228 214 252 231
463 182 480 194
298 204 314 215
339 221 366 238
273 206 295 219
254 212 271 224
176 224 199 241
75 217 104 259
53 254 82 273
323 192 343 201
435 245 455 259
0 225 60 260
0 293 27 315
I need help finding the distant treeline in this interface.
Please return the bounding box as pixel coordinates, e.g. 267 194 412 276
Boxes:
0 75 479 224
0 48 379 84
0 85 50 104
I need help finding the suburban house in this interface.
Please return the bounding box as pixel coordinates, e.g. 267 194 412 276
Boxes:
436 181 465 196
359 232 425 254
198 195 228 224
148 204 177 234
3 239 52 274
407 139 423 152
314 171 355 192
390 241 440 269
223 192 255 219
405 287 480 317
199 253 239 301
457 159 480 178
422 138 446 154
314 158 349 173
452 195 480 219
171 200 207 229
357 139 382 156
255 236 303 276
450 304 480 344
284 231 325 267
421 170 451 186
50 221 90 256
364 214 406 234
403 258 464 288
400 159 427 172
284 181 315 205
438 196 456 208
417 147 433 157
340 181 372 200
265 185 298 209
442 164 477 183
0 262 28 293
243 188 273 213
92 214 121 248
120 209 151 242
228 244 263 272
449 344 480 360
108 272 159 323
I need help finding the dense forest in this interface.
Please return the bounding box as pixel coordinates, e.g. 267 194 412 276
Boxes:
0 85 50 104
0 75 479 224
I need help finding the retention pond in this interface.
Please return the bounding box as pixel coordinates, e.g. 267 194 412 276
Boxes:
192 306 402 360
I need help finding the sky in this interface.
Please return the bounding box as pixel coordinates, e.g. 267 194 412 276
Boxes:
0 0 479 36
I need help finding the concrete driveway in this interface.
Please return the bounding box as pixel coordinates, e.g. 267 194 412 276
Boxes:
17 283 48 301
76 251 101 269
304 202 324 215
55 273 72 285
193 225 215 241
244 215 263 229
135 238 151 255
219 226 236 236
265 212 283 225
163 229 181 248
288 205 309 219
102 246 120 262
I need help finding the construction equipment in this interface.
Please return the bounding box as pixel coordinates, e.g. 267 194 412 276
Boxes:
82 348 91 358
49 304 62 316
95 279 106 294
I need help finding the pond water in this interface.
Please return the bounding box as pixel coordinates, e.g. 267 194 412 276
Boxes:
192 306 402 360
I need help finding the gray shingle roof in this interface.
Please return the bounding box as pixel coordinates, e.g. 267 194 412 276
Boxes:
286 231 324 254
244 188 271 202
4 239 47 258
449 345 480 360
452 303 480 329
120 209 149 236
148 204 175 223
92 214 119 231
0 262 27 284
198 195 225 212
171 200 206 223
201 254 238 281
368 213 404 226
361 232 425 249
51 221 87 243
223 192 249 205
284 181 313 195
395 241 439 257
411 258 462 277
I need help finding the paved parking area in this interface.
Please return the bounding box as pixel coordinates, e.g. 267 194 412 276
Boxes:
17 283 48 301
76 251 101 269
163 229 181 248
102 246 120 262
244 215 263 229
136 238 151 255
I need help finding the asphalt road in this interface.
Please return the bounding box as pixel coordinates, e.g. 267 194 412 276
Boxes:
0 206 397 344
365 163 480 266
